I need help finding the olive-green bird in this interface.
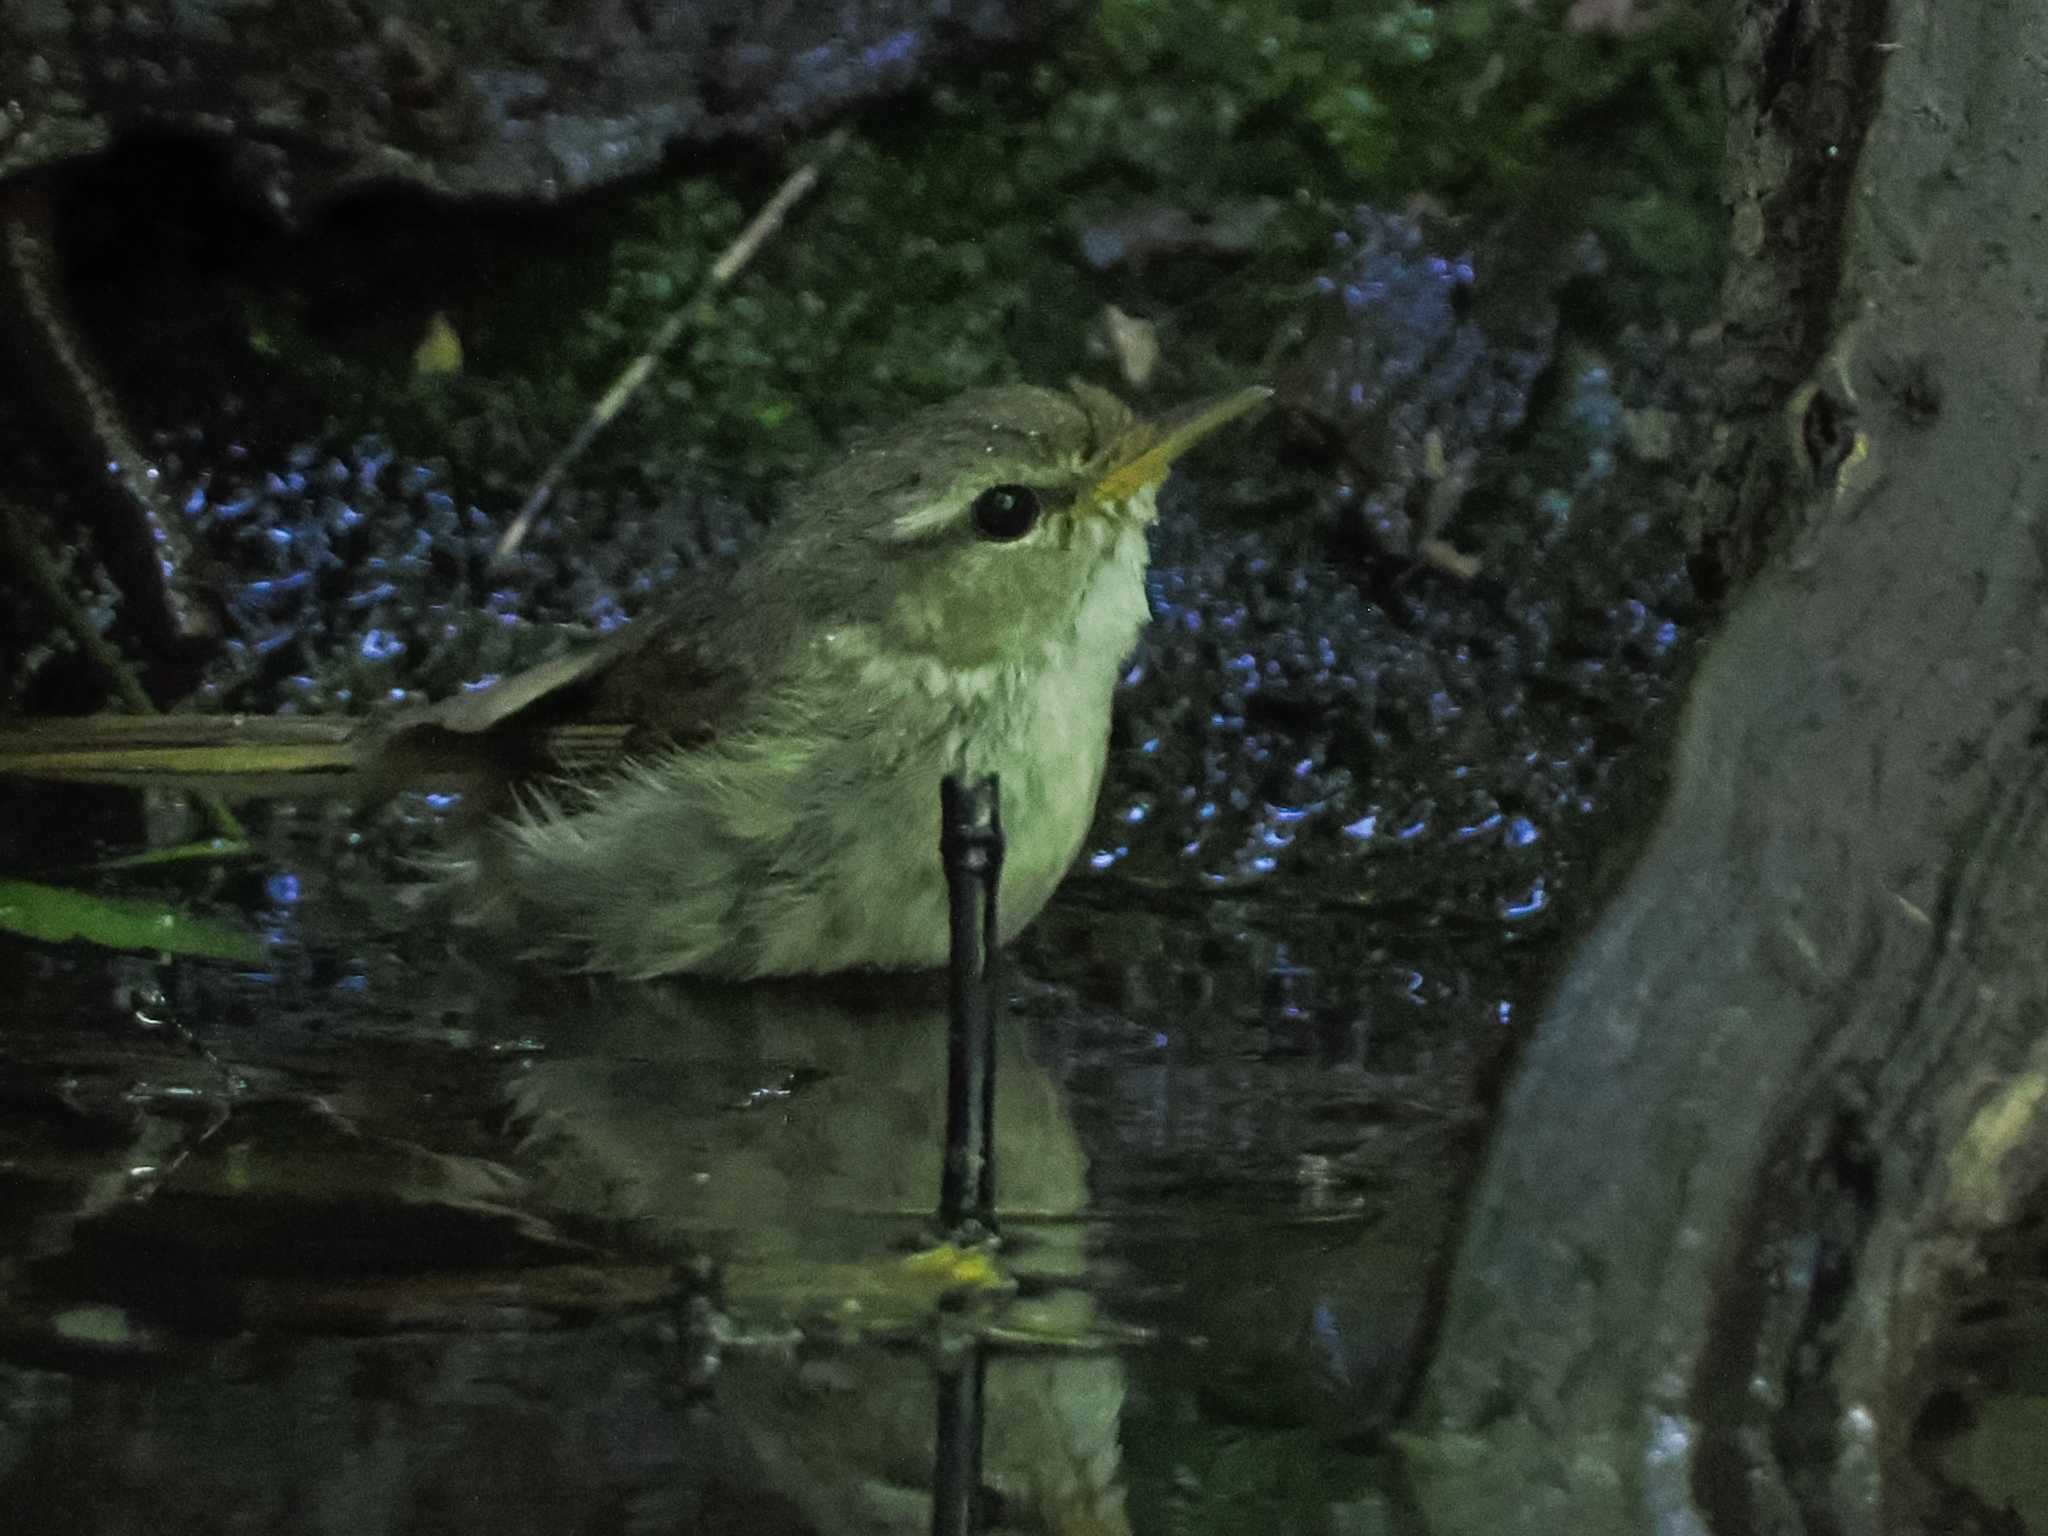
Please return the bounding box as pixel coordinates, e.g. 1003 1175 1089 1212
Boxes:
0 383 1268 979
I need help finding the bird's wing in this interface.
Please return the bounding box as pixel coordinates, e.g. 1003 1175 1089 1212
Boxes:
382 577 764 783
0 579 765 797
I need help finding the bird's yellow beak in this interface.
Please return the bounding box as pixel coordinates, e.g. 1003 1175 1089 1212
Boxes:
1082 385 1273 514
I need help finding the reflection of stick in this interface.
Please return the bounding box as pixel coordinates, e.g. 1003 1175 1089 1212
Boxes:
929 1337 986 1536
494 130 849 565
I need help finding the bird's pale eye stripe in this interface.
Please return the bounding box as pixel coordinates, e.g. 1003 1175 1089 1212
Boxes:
876 475 1073 545
877 475 984 543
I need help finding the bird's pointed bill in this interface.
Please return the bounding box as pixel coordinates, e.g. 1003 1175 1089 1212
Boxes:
1083 385 1273 513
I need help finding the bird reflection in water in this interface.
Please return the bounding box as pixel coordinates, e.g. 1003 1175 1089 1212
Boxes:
506 971 1131 1536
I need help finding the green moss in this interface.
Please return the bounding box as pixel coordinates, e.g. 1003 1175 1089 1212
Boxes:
251 0 1725 504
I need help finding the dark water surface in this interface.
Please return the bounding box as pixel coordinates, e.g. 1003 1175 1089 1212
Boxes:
0 820 1499 1535
1 136 1706 1535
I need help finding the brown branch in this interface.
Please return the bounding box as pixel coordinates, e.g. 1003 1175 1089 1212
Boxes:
1 181 220 645
1 493 246 843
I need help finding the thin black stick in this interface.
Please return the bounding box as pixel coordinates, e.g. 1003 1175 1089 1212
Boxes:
938 773 1003 1238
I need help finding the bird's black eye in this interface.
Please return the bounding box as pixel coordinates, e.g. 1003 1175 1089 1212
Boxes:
970 483 1041 541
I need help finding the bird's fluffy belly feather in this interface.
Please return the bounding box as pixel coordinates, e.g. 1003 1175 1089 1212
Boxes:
499 530 1148 978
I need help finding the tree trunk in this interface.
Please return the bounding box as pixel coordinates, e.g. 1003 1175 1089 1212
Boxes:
1408 1 2048 1532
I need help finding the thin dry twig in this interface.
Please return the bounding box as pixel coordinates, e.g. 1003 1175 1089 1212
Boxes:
0 493 247 843
2 183 221 644
494 130 850 565
0 495 156 718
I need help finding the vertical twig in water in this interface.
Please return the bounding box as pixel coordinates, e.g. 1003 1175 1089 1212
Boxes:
939 773 1003 1239
975 792 1003 1229
933 773 1002 1535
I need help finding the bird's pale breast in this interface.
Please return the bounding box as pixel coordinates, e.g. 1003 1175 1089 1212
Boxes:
499 523 1150 978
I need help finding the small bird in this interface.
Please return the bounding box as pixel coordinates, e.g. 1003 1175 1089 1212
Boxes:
1 382 1268 979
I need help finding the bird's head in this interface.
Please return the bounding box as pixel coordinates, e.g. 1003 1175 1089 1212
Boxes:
750 381 1270 674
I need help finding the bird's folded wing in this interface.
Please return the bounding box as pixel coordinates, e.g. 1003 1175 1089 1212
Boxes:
356 584 764 789
0 575 766 792
411 643 628 737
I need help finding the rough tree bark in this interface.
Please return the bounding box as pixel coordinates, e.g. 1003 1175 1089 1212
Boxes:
1408 1 2048 1533
0 1 1069 215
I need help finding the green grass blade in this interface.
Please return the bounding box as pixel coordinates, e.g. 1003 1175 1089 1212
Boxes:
92 838 256 872
0 877 266 964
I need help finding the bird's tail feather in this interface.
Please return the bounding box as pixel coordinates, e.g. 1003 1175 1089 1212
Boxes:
0 713 367 794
